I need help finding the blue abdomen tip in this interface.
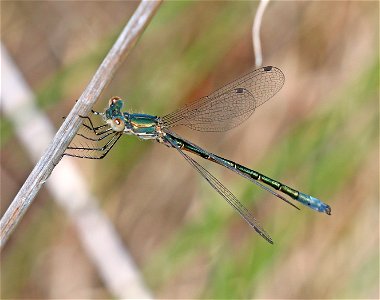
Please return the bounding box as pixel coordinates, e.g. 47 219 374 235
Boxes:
297 192 331 215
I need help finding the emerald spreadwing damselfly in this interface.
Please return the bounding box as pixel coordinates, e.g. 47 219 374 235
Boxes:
65 66 331 244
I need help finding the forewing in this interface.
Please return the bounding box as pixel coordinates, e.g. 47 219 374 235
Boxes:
162 66 284 132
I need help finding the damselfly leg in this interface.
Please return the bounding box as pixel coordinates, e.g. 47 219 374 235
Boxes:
64 112 122 159
78 114 110 137
65 132 122 159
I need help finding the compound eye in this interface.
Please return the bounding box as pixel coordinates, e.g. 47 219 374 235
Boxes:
111 118 125 132
109 96 122 106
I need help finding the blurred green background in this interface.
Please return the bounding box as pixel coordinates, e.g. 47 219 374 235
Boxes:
1 1 378 299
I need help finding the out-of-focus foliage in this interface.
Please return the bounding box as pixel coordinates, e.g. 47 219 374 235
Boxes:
1 1 378 299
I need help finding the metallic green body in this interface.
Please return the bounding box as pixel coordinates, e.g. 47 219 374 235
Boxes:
166 132 331 214
168 135 299 200
127 113 158 135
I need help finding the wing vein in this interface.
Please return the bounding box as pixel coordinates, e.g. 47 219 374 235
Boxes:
162 66 284 132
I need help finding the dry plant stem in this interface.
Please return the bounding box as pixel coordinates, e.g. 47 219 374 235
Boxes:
2 44 152 299
252 0 270 67
0 0 162 248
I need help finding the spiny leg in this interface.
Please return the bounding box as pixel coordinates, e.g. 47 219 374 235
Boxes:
71 100 105 133
67 132 120 152
82 122 109 134
77 128 114 141
94 133 122 159
79 115 109 135
65 132 122 159
62 114 107 134
77 112 113 141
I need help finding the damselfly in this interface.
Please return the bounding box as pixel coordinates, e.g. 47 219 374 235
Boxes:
65 66 331 244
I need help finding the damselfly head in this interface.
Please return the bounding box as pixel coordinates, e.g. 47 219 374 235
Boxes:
105 96 126 132
105 96 124 117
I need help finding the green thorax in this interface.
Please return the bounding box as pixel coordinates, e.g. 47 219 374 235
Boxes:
127 113 158 135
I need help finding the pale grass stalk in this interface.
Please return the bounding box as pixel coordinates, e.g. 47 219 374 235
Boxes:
252 0 270 67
